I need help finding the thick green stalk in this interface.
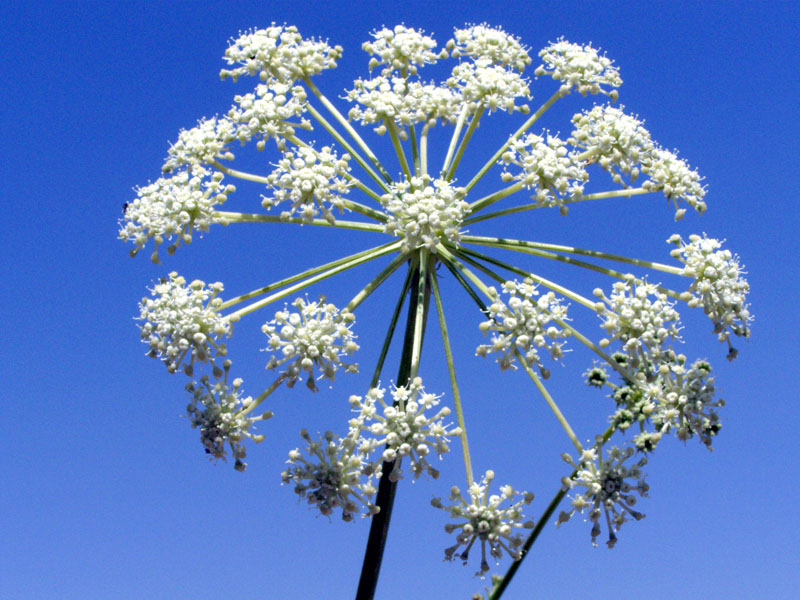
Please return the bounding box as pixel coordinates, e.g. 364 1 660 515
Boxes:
356 253 431 600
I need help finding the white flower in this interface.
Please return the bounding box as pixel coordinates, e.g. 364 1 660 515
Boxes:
120 167 234 262
262 296 359 390
432 470 534 576
220 24 342 83
648 356 723 449
447 24 531 72
593 279 681 367
558 445 649 548
669 234 751 359
477 279 570 376
535 38 622 98
138 271 232 375
569 105 657 184
381 175 468 253
349 378 462 481
227 82 309 150
500 132 588 213
642 148 707 220
186 371 270 472
162 116 237 172
281 429 378 521
263 145 351 223
346 76 462 133
362 25 443 76
448 60 530 114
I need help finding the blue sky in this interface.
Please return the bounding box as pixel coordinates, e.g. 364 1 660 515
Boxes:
2 1 798 599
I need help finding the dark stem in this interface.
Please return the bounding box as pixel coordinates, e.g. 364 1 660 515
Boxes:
355 257 431 600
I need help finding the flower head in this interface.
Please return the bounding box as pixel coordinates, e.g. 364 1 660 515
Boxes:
120 167 234 262
570 105 656 184
346 76 462 133
220 24 342 83
448 61 531 115
227 82 309 150
263 145 351 223
536 38 621 98
138 272 231 375
349 378 462 481
186 369 270 472
432 470 534 576
477 279 570 376
447 24 531 72
642 148 706 220
162 116 237 172
593 278 681 368
281 429 378 521
362 25 443 76
381 175 468 253
669 234 751 358
558 445 649 548
262 296 359 390
501 132 588 213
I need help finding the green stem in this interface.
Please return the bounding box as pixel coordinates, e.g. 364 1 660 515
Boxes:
466 182 524 215
346 252 409 312
386 119 412 180
219 241 398 310
464 90 562 193
445 106 485 181
517 352 583 453
214 211 384 233
408 124 421 176
211 160 269 184
226 241 401 321
430 270 474 486
489 425 616 600
441 104 469 178
304 76 394 184
463 187 650 225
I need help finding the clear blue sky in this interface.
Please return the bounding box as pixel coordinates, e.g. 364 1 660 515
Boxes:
2 1 798 599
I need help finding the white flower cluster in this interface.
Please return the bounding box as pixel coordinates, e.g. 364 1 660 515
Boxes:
186 371 270 472
162 116 236 173
381 176 469 253
557 445 649 548
642 148 707 219
447 24 531 72
228 82 309 151
349 378 462 481
120 167 234 262
535 38 622 98
262 296 359 391
220 24 342 83
138 271 231 375
362 25 443 75
346 76 461 134
432 470 535 576
669 234 751 358
593 279 681 367
570 105 656 184
263 145 351 223
501 132 588 213
448 61 530 114
281 429 378 521
477 279 570 376
646 356 723 449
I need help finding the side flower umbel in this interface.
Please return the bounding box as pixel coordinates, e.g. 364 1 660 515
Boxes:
138 271 232 376
668 234 751 359
262 296 359 391
432 470 535 576
557 445 649 548
186 364 272 472
349 378 463 481
477 278 570 376
281 429 378 521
